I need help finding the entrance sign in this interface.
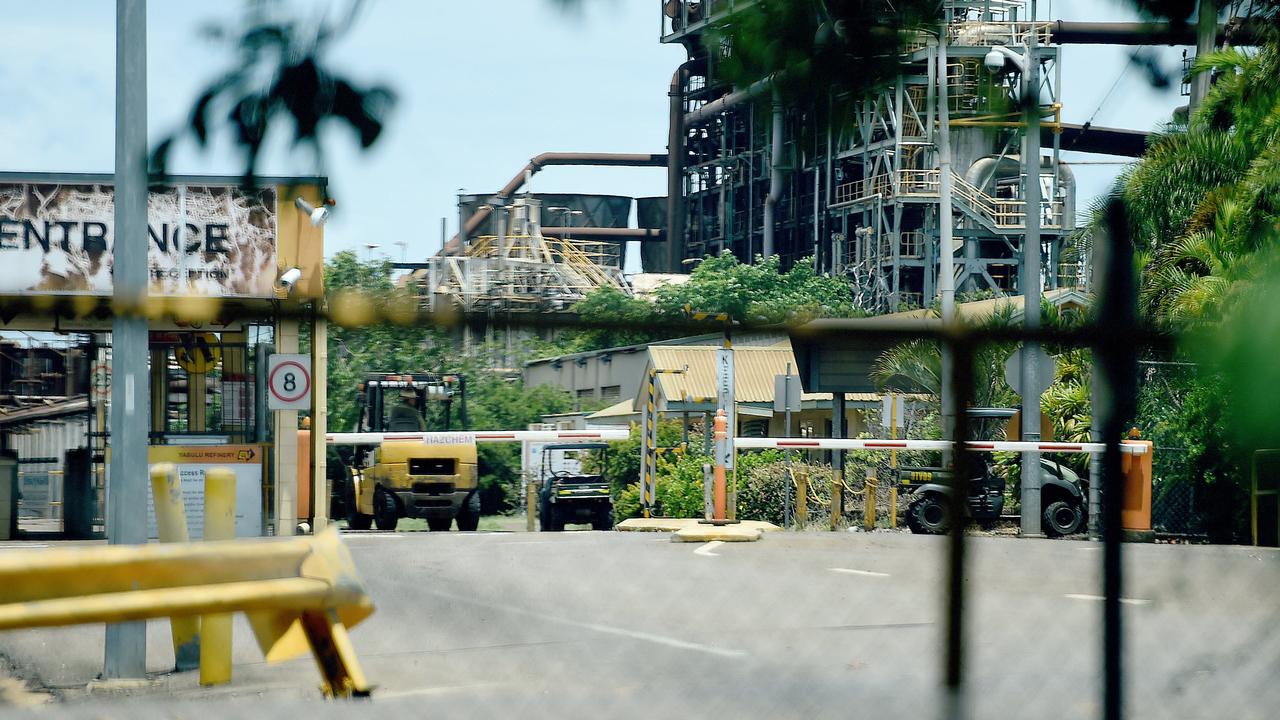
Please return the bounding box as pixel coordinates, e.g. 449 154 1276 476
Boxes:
268 354 312 410
143 445 264 539
0 183 278 297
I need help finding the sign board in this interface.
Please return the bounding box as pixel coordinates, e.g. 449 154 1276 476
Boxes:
141 445 264 539
91 360 111 401
716 348 736 469
774 374 802 413
881 394 905 432
174 332 222 374
1004 346 1056 397
0 183 278 297
267 354 312 410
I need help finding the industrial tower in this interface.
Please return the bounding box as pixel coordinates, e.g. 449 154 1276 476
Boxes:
661 0 1078 313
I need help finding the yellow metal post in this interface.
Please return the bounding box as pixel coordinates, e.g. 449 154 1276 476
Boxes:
300 609 372 698
864 468 877 531
527 480 538 532
890 485 898 529
201 467 236 686
149 463 200 671
796 470 808 528
830 470 843 531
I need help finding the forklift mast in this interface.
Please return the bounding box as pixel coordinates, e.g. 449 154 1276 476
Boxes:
355 373 468 433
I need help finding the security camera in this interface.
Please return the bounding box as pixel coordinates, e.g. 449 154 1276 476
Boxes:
278 267 303 293
294 197 333 227
984 48 1008 74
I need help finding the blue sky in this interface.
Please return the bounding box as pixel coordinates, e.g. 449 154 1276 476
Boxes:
0 0 1188 265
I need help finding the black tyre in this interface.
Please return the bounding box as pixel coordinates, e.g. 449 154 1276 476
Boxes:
346 482 372 531
427 517 452 532
907 494 951 535
538 499 551 532
373 488 399 532
547 505 565 532
592 507 614 531
456 492 481 532
1043 500 1083 537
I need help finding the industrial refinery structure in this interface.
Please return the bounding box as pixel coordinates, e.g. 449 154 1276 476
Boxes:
419 1 1244 319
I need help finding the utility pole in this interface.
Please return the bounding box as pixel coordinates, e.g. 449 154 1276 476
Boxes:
1019 5 1044 538
937 30 957 460
104 0 149 679
1190 1 1218 111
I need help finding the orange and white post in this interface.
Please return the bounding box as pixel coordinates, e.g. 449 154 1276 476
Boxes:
713 409 728 520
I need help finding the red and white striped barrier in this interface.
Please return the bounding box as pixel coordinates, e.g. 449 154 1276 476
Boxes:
325 429 630 446
734 437 1151 455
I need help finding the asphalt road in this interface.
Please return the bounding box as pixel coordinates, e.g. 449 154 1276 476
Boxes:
2 528 1279 719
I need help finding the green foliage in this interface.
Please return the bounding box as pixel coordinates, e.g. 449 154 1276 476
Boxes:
608 423 707 519
556 287 661 353
558 253 860 354
652 253 860 325
654 451 710 519
734 450 790 525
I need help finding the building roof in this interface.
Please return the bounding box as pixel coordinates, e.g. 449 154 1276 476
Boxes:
647 346 819 405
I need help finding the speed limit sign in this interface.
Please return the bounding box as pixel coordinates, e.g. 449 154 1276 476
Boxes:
267 354 312 410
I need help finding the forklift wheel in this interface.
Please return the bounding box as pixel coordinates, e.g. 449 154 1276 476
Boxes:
346 483 372 530
907 494 951 535
373 488 399 532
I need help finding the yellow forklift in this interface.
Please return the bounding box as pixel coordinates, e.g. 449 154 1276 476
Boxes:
332 374 479 532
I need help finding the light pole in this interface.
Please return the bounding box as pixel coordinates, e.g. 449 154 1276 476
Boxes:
985 30 1045 537
104 0 150 680
547 206 584 242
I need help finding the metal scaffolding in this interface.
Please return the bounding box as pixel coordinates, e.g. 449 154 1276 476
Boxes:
662 0 1079 313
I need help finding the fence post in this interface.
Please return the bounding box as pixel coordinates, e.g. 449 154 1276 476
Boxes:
149 463 200 671
864 467 877 531
830 472 843 531
796 470 808 528
201 467 236 686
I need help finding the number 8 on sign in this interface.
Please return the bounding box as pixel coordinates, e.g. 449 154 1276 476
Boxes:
267 354 312 410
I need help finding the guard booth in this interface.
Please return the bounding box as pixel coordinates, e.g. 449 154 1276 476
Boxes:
0 173 328 539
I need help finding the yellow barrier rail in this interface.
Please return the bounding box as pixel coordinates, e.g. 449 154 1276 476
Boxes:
0 526 375 698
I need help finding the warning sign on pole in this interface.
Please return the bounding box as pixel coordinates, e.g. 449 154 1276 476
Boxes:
267 354 312 410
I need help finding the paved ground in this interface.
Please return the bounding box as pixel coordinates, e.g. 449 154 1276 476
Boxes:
2 526 1278 719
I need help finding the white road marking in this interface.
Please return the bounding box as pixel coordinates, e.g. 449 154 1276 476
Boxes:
423 590 747 659
829 567 891 578
376 682 509 700
1064 593 1152 606
0 544 49 550
693 540 724 557
343 532 405 539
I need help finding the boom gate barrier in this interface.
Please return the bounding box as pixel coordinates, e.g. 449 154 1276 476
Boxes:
0 526 374 698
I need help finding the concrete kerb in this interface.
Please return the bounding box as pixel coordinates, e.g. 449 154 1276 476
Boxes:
614 518 780 542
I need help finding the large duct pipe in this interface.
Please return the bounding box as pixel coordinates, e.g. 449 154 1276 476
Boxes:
1048 123 1149 157
1049 17 1263 46
440 152 667 255
667 61 693 272
542 227 665 241
762 89 784 261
